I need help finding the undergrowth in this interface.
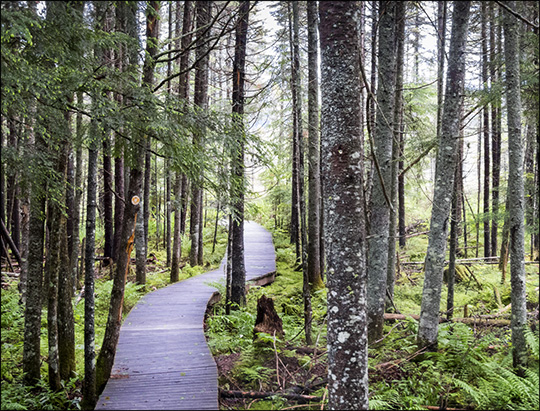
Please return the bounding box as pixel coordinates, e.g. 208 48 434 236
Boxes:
205 216 539 410
1 223 227 410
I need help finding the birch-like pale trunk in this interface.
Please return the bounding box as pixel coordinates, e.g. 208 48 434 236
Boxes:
320 2 368 408
417 0 471 350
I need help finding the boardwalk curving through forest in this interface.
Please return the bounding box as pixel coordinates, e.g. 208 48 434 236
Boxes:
95 221 276 410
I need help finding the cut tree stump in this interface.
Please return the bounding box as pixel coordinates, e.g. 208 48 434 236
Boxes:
253 295 283 339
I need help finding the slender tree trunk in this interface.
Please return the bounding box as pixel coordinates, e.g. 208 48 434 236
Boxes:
481 2 491 258
19 100 35 301
22 132 47 387
171 172 182 283
307 1 323 291
524 118 536 258
290 0 312 345
57 108 76 383
142 140 151 257
112 4 125 263
226 213 233 315
81 116 99 408
190 0 211 267
367 1 396 342
436 1 447 141
365 0 378 211
503 0 528 375
417 0 471 351
499 193 511 282
230 0 249 309
103 132 114 264
387 1 406 312
447 130 463 320
7 116 20 251
490 3 501 257
288 1 300 262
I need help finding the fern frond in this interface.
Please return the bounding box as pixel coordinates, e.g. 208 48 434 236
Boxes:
454 378 489 407
524 326 539 360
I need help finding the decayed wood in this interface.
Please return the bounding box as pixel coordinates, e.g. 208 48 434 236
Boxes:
253 295 284 339
219 389 321 403
383 313 512 327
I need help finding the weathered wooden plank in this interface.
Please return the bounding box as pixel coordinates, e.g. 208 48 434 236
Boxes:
95 221 275 410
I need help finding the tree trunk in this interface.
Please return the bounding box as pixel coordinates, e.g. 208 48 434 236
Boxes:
290 0 312 345
288 1 300 262
417 1 471 351
22 132 47 387
490 3 501 257
367 1 396 342
320 3 368 408
387 1 406 312
143 140 151 254
524 118 536 258
103 132 114 264
230 0 249 309
481 2 491 258
190 0 211 267
503 0 528 375
171 172 182 283
135 216 146 284
82 117 99 408
6 115 20 251
307 1 323 291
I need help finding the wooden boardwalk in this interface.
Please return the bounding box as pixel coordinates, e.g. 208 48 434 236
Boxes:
95 221 276 410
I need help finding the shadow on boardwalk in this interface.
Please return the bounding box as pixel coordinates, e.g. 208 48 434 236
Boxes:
95 221 276 410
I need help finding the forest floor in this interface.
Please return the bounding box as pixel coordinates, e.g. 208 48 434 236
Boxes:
204 223 539 411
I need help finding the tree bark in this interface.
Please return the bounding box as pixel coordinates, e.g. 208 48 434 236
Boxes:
367 0 396 342
417 1 471 351
288 1 300 262
171 172 182 283
307 1 323 291
503 0 528 375
230 0 249 308
481 2 491 258
190 0 211 267
103 132 114 264
490 3 501 257
82 119 99 408
22 133 47 387
387 1 406 312
320 2 369 408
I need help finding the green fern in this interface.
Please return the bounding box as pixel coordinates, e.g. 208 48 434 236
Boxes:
524 326 539 360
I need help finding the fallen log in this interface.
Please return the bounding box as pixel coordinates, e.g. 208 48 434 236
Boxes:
0 219 22 266
383 313 512 327
219 389 321 403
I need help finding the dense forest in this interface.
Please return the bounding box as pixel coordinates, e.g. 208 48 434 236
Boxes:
1 1 539 410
